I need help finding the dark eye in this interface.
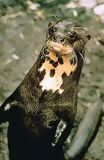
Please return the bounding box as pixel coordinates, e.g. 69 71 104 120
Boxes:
68 31 76 39
48 27 57 35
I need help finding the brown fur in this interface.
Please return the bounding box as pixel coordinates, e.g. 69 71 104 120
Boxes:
0 19 90 160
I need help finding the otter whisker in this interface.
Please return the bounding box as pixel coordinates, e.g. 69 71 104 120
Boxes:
79 51 85 62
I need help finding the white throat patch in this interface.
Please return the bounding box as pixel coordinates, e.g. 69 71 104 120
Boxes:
38 51 77 94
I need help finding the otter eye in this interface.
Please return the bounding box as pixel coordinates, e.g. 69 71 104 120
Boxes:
53 27 57 32
48 27 57 35
68 31 76 39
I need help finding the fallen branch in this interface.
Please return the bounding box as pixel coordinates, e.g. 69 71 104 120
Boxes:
66 96 102 160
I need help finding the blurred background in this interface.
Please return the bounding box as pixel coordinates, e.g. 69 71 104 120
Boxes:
0 0 104 159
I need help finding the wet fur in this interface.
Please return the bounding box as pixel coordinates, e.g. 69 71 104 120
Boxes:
0 19 90 160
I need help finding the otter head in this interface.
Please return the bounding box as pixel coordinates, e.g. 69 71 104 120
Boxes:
38 20 91 94
46 20 91 57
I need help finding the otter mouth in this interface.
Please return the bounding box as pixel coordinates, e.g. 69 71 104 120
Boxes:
44 35 86 67
47 41 74 55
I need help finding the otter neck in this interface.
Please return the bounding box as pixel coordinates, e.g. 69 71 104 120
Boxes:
38 51 77 94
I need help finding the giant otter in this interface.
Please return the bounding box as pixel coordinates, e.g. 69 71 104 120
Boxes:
0 19 90 160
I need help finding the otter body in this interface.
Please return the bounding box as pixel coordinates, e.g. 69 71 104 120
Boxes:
0 20 90 160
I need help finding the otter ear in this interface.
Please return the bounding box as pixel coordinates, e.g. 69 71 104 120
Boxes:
87 34 91 40
48 21 54 27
